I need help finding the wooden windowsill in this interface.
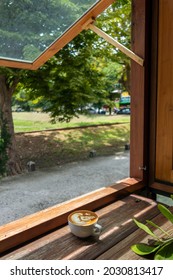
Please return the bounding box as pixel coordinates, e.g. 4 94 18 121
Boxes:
0 177 144 254
151 182 173 194
1 193 158 260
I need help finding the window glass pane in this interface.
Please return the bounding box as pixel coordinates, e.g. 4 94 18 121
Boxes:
0 0 99 62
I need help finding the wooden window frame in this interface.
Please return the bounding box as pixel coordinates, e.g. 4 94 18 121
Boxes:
130 0 149 182
0 0 152 254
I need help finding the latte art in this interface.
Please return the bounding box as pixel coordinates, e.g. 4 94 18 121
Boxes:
68 210 102 238
69 211 97 225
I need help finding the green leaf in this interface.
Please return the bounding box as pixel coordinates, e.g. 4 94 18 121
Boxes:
133 219 159 239
154 241 173 260
158 204 173 224
146 220 171 237
131 243 160 256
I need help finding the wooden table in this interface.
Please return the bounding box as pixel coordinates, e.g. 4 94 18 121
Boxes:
2 193 171 260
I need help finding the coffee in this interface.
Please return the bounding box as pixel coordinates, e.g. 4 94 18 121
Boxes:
68 210 102 238
68 210 98 226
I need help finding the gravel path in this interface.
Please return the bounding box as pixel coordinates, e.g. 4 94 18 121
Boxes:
0 151 129 226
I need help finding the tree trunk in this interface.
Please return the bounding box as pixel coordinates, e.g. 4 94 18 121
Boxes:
0 75 22 175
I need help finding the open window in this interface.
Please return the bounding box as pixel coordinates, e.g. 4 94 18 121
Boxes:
0 0 119 69
1 0 173 255
0 0 142 69
0 0 148 253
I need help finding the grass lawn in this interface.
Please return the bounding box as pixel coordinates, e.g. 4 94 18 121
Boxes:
16 123 130 168
13 112 130 133
14 112 130 169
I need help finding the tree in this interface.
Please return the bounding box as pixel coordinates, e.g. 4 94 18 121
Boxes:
0 0 99 174
0 68 23 174
16 0 132 117
0 110 11 176
0 31 109 174
0 0 95 61
21 31 109 122
95 0 131 92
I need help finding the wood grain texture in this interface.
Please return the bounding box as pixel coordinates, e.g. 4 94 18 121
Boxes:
1 194 158 260
151 182 173 194
0 178 144 254
89 24 144 66
97 207 173 260
130 0 147 179
156 0 173 183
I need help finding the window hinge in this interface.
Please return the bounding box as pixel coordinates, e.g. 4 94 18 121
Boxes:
139 166 147 171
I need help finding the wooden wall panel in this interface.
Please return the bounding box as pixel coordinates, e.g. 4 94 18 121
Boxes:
156 0 173 183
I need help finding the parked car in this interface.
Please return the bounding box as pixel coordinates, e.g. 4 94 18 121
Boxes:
86 107 107 115
116 108 131 115
86 108 97 114
98 108 106 114
15 107 25 112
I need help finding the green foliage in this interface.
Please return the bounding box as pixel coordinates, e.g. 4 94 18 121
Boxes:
0 0 94 61
131 243 160 256
2 0 131 122
132 219 159 240
96 0 131 92
158 203 173 223
131 198 173 260
0 0 131 174
154 241 173 260
19 31 110 122
0 111 11 176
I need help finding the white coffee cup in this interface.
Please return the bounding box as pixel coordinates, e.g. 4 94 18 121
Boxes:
68 209 102 238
